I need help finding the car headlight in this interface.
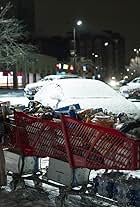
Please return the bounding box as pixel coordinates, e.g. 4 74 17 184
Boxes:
120 89 128 93
108 80 119 87
119 89 129 98
123 92 129 97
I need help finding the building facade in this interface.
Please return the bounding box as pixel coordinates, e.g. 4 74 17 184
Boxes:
6 0 125 82
69 31 125 81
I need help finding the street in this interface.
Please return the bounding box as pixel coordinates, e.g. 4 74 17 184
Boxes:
0 89 29 106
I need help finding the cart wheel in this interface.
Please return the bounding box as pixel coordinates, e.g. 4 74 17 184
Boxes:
55 195 66 207
42 169 48 181
10 177 25 191
17 179 25 189
80 196 92 207
9 180 17 191
79 184 88 193
34 179 42 189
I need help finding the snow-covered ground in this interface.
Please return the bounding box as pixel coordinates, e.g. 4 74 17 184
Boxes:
0 158 104 207
0 161 139 207
0 96 29 107
0 155 139 207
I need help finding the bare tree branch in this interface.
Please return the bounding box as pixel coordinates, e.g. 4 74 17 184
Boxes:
0 2 12 18
0 2 37 69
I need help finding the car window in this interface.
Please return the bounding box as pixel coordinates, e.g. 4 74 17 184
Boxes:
131 79 140 83
60 76 79 79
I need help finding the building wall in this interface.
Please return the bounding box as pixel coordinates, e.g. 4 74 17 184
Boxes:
19 54 57 73
75 32 125 81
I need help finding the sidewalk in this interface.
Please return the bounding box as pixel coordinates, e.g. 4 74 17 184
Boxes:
0 188 54 207
0 88 24 96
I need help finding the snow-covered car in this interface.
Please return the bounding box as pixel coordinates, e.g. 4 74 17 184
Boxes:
34 78 140 118
24 74 80 100
119 77 140 99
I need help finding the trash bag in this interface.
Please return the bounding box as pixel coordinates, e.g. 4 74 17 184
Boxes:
119 119 140 133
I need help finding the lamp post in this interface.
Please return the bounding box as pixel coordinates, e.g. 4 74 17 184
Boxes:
134 48 140 74
73 20 83 71
91 53 100 79
73 26 76 70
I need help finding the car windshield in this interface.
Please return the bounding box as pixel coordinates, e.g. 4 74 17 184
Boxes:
67 79 118 98
42 74 79 81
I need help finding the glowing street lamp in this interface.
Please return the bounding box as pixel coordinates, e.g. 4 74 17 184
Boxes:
133 48 140 67
134 48 140 55
94 54 99 58
104 42 109 47
92 53 99 66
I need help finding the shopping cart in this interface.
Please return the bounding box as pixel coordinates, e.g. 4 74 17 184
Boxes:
3 110 140 206
5 110 140 171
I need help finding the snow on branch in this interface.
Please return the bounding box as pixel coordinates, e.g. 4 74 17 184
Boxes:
0 2 37 68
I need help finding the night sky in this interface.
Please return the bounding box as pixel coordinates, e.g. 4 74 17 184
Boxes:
35 0 140 62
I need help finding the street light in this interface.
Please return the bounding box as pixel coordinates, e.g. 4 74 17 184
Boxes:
104 42 109 47
133 48 140 69
73 20 83 71
91 53 99 64
134 48 140 55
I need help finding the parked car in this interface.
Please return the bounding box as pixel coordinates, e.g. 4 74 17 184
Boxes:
24 74 80 100
119 79 129 86
119 77 140 99
34 78 140 118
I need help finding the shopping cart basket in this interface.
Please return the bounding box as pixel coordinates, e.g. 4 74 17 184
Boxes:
5 111 140 170
61 115 140 170
3 110 140 206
